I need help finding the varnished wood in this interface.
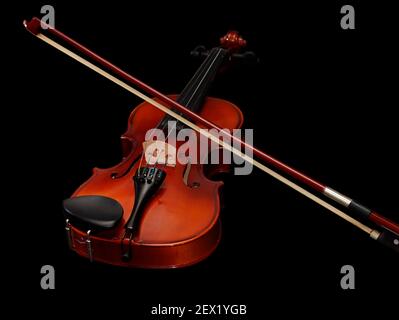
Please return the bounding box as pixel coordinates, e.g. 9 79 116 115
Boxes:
69 96 243 268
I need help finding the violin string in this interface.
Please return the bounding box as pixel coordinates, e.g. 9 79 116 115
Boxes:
183 49 225 113
151 48 223 169
158 129 198 172
137 146 145 172
182 48 222 108
137 127 157 172
138 50 217 171
151 50 216 137
176 48 218 107
150 49 222 168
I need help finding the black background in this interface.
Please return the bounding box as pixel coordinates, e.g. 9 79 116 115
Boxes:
8 0 399 317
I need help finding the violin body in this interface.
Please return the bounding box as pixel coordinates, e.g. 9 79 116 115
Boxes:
67 96 243 268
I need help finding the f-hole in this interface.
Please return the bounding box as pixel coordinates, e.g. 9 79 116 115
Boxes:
182 162 200 188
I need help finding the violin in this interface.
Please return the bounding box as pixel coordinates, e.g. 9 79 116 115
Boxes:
24 17 399 268
63 31 246 268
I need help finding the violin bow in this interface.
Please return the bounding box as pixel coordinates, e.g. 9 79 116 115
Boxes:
24 17 399 253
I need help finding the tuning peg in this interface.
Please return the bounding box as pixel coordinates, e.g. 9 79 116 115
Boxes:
231 51 259 64
190 45 209 58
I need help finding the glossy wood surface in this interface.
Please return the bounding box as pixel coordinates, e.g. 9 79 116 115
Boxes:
69 96 243 268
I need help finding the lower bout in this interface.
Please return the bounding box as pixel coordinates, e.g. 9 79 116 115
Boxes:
69 220 222 268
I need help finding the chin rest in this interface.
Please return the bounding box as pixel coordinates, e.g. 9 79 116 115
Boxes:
63 195 123 231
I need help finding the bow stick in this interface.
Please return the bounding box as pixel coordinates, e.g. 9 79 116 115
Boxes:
23 17 399 253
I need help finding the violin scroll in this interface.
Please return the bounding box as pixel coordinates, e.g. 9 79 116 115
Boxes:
220 31 247 51
191 31 258 64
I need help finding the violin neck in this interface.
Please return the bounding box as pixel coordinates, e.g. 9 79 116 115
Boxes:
177 47 227 113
